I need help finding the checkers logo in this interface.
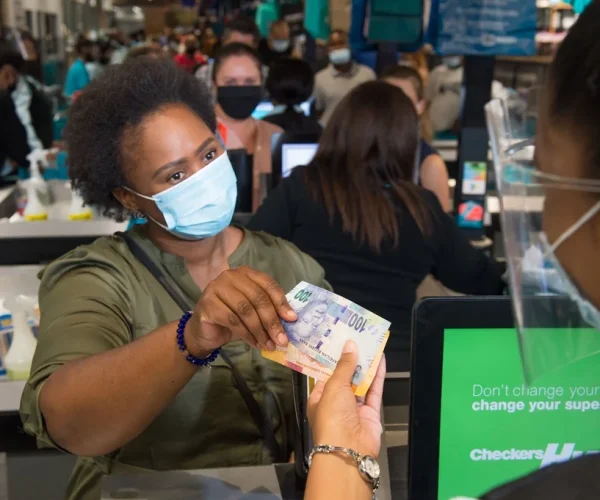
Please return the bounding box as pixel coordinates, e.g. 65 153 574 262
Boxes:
470 443 600 468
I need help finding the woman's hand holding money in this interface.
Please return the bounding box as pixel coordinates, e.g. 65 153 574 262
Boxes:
307 340 386 458
185 266 298 355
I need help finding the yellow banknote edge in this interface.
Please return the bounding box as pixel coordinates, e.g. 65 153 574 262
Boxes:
352 330 389 397
262 343 332 381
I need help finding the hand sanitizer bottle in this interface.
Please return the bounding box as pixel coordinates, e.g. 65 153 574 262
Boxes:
4 296 38 380
23 150 50 221
68 184 93 220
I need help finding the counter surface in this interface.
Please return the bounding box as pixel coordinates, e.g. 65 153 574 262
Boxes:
0 265 43 298
0 381 25 413
101 440 401 500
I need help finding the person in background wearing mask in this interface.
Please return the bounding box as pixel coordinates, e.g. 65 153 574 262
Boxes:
174 35 207 73
64 37 93 99
474 3 600 497
263 57 322 135
249 81 504 370
425 55 463 134
382 65 451 212
109 31 130 65
313 30 375 125
85 41 113 81
196 16 267 93
0 42 53 175
212 42 283 211
19 57 330 500
257 19 295 67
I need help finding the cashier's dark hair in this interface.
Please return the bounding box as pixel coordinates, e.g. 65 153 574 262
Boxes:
266 58 314 106
544 0 600 178
65 57 216 221
303 80 431 253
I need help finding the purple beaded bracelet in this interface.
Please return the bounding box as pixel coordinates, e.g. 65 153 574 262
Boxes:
176 311 221 366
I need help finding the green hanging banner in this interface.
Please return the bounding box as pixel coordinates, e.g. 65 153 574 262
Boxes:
366 0 424 44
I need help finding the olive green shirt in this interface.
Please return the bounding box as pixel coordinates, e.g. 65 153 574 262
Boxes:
20 226 329 500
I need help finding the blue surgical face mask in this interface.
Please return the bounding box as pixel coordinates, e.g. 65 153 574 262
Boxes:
521 200 600 331
443 56 462 69
271 39 290 53
329 48 351 65
125 152 237 240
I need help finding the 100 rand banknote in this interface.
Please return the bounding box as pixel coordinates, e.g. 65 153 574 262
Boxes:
278 281 390 386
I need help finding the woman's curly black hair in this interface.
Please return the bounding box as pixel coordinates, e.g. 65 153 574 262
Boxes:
65 57 216 221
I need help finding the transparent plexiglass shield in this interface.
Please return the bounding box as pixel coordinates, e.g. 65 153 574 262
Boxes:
486 92 600 384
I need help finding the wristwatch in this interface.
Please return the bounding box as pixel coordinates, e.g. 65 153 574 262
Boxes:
308 444 381 497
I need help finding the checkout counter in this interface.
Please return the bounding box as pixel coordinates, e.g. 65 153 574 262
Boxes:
0 134 527 498
0 179 409 500
0 315 405 500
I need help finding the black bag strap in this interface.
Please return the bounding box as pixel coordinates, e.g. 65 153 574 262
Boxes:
117 232 285 463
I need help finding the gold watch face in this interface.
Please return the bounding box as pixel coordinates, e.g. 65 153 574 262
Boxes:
359 456 381 480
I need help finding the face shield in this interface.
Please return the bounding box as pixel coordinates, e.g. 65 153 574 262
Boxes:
486 92 600 384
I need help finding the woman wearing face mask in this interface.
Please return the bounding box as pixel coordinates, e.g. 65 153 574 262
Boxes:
213 42 283 211
474 2 600 498
257 19 294 67
19 58 330 500
313 30 376 125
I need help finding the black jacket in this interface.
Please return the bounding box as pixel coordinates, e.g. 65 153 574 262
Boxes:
0 78 53 168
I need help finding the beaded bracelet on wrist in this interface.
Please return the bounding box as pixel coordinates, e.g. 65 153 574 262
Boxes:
176 311 221 367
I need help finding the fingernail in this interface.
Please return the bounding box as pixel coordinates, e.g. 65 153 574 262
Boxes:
286 309 297 320
342 340 357 354
265 340 275 351
277 333 288 346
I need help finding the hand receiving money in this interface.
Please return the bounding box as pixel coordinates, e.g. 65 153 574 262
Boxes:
262 282 390 396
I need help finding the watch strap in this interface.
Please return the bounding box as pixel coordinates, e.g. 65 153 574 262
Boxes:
308 444 380 497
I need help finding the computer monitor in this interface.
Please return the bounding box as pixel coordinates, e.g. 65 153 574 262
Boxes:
409 297 600 500
271 132 321 190
281 143 318 178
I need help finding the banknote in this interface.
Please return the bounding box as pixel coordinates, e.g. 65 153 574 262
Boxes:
281 282 390 385
261 343 333 382
261 330 389 396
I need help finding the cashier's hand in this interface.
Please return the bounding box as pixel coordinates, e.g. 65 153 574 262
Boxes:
308 341 386 458
185 266 297 354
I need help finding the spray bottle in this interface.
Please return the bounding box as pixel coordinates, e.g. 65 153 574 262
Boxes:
4 295 38 380
68 182 93 220
23 150 51 221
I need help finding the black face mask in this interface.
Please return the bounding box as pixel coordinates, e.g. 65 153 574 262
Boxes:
217 86 263 121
